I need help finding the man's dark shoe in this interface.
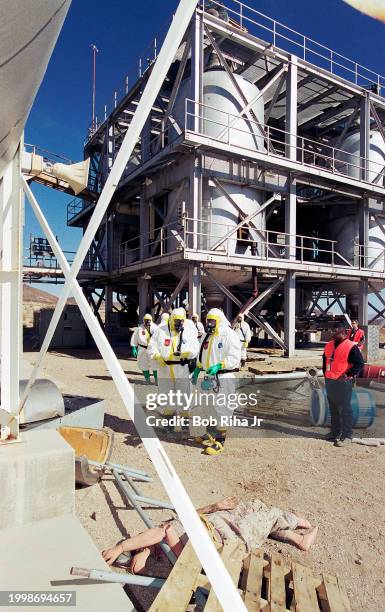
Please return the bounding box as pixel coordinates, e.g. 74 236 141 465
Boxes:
324 432 340 441
334 437 352 447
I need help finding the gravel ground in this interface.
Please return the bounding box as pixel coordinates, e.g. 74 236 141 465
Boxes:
23 347 385 612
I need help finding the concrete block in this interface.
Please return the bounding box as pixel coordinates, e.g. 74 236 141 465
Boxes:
0 429 74 529
0 514 134 611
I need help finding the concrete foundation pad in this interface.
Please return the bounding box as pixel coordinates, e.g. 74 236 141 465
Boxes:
0 429 74 529
0 513 134 611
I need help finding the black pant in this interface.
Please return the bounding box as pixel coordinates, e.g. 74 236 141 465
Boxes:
325 378 353 439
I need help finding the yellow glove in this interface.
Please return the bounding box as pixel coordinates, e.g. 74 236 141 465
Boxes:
180 352 190 359
244 342 249 348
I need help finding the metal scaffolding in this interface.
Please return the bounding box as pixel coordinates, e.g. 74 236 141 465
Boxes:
67 0 385 356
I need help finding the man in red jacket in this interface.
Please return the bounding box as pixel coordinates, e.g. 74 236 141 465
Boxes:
323 325 364 447
348 320 365 350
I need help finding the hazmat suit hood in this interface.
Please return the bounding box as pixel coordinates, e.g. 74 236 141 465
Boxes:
206 308 230 335
170 307 186 332
160 312 170 324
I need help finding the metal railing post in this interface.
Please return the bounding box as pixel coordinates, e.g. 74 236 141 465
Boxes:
227 112 230 144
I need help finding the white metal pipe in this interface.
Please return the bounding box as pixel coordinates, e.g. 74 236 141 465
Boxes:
89 459 150 478
71 566 165 588
0 150 22 437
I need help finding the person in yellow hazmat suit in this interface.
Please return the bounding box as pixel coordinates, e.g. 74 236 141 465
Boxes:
234 313 252 369
148 307 199 425
192 308 241 455
130 314 158 383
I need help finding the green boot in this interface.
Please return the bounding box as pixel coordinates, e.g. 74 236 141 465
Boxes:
153 370 158 383
143 370 151 382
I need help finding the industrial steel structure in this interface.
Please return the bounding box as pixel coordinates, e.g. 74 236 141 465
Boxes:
65 0 385 356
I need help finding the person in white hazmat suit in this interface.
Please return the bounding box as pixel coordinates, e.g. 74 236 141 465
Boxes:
130 314 158 383
148 308 199 427
159 312 170 326
192 308 241 455
234 313 252 369
191 313 204 339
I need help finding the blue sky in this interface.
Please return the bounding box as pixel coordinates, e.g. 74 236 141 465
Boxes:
25 0 385 295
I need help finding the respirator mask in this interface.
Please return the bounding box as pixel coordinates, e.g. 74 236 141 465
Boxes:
173 318 184 332
205 319 217 334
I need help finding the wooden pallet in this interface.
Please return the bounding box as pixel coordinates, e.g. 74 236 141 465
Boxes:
149 540 351 612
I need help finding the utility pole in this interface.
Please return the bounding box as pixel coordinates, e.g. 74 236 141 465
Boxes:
90 44 99 131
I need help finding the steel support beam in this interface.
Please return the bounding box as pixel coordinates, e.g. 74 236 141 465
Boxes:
283 58 297 356
264 71 286 123
140 187 150 260
210 193 278 251
216 63 287 142
0 148 23 439
238 277 283 317
369 282 385 315
188 263 201 317
190 154 201 250
359 278 369 326
105 286 113 335
138 277 150 319
204 26 270 150
190 10 203 134
203 269 286 349
153 271 188 314
154 34 191 153
150 180 186 255
211 177 281 257
360 93 370 182
332 103 360 149
284 271 296 357
368 301 385 323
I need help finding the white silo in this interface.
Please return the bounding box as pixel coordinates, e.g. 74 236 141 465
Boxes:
170 68 267 305
335 129 385 270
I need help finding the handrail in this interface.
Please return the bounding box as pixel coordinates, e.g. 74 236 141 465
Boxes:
119 215 385 272
87 0 385 145
203 0 385 95
184 98 385 185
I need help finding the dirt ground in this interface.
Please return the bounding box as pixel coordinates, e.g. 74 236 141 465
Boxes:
23 347 385 612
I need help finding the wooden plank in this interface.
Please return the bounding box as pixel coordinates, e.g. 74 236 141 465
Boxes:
204 539 246 612
243 548 264 611
322 574 351 612
149 541 202 612
292 563 320 612
269 553 287 611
